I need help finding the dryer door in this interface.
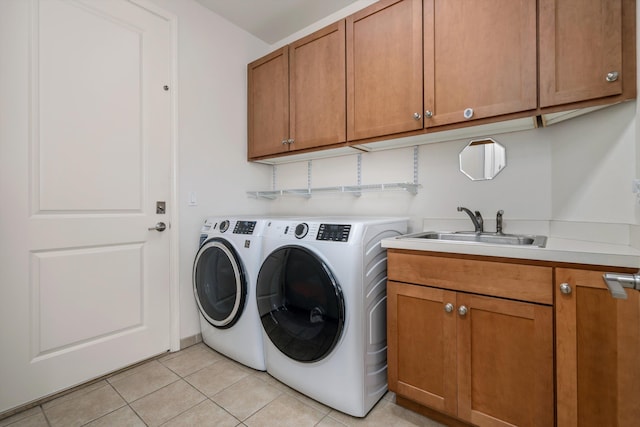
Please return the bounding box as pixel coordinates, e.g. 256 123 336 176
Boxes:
193 238 247 329
257 245 345 363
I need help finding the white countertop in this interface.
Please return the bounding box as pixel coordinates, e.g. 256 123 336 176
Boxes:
382 234 640 269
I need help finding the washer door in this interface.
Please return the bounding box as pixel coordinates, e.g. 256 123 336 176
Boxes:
193 238 247 329
257 246 345 363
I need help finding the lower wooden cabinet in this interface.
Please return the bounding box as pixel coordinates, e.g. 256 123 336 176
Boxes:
555 268 640 427
387 250 640 427
388 280 554 427
388 283 457 414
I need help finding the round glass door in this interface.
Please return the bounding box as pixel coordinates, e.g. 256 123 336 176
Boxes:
193 238 247 329
256 246 345 363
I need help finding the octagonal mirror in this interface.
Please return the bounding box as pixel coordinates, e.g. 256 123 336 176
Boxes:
459 138 506 181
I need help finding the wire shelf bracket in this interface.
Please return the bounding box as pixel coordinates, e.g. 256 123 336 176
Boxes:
247 147 421 199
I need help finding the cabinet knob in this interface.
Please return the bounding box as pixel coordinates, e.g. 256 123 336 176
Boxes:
463 108 474 120
425 110 433 118
444 303 454 313
458 305 468 316
560 283 572 295
606 71 619 82
281 139 288 145
413 112 422 121
287 138 294 145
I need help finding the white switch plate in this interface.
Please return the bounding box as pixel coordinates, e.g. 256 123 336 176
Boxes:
188 191 198 206
632 180 640 204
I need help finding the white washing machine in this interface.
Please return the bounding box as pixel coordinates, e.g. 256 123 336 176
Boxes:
193 217 267 371
256 217 408 417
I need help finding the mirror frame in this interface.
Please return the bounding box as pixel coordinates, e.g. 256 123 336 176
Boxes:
459 137 506 181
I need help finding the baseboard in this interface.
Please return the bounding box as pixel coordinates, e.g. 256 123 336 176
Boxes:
395 396 472 427
179 333 202 350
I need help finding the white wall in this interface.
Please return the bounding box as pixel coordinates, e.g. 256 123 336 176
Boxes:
265 100 637 232
149 0 271 340
265 128 552 234
550 102 636 224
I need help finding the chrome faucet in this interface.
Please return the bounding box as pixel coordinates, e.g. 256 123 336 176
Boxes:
496 210 504 234
457 206 483 233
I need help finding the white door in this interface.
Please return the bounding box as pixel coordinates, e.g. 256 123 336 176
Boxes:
0 0 174 413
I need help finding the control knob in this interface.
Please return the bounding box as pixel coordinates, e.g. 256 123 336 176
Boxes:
219 220 230 233
295 223 309 239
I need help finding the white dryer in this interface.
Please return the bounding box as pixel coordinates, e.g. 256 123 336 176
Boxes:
193 217 267 371
256 217 408 416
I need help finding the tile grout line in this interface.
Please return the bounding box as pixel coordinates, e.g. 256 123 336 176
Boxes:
42 406 53 427
97 380 147 427
154 353 244 426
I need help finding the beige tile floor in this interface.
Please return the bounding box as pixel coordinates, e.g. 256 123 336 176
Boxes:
0 343 446 427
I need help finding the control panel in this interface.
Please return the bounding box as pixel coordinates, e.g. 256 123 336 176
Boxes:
317 224 351 242
233 220 256 235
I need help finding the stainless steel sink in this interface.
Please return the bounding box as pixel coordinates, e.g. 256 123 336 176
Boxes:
408 231 547 248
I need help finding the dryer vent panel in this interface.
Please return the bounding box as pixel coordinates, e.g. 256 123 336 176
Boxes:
361 223 407 406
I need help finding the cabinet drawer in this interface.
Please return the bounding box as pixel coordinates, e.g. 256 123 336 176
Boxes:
388 251 552 305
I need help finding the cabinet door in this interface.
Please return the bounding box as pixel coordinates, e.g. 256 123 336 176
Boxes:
346 0 423 141
387 281 457 415
456 293 554 427
423 0 536 127
539 0 623 107
247 47 289 159
290 21 346 151
555 268 640 427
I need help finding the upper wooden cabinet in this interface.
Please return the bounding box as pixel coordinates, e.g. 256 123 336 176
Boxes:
290 22 346 151
248 47 289 159
346 0 538 141
248 0 636 160
555 267 640 427
248 22 346 160
423 0 537 127
346 0 423 141
539 0 635 109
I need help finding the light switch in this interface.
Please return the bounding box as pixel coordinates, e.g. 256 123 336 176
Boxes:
632 180 640 204
188 191 198 206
